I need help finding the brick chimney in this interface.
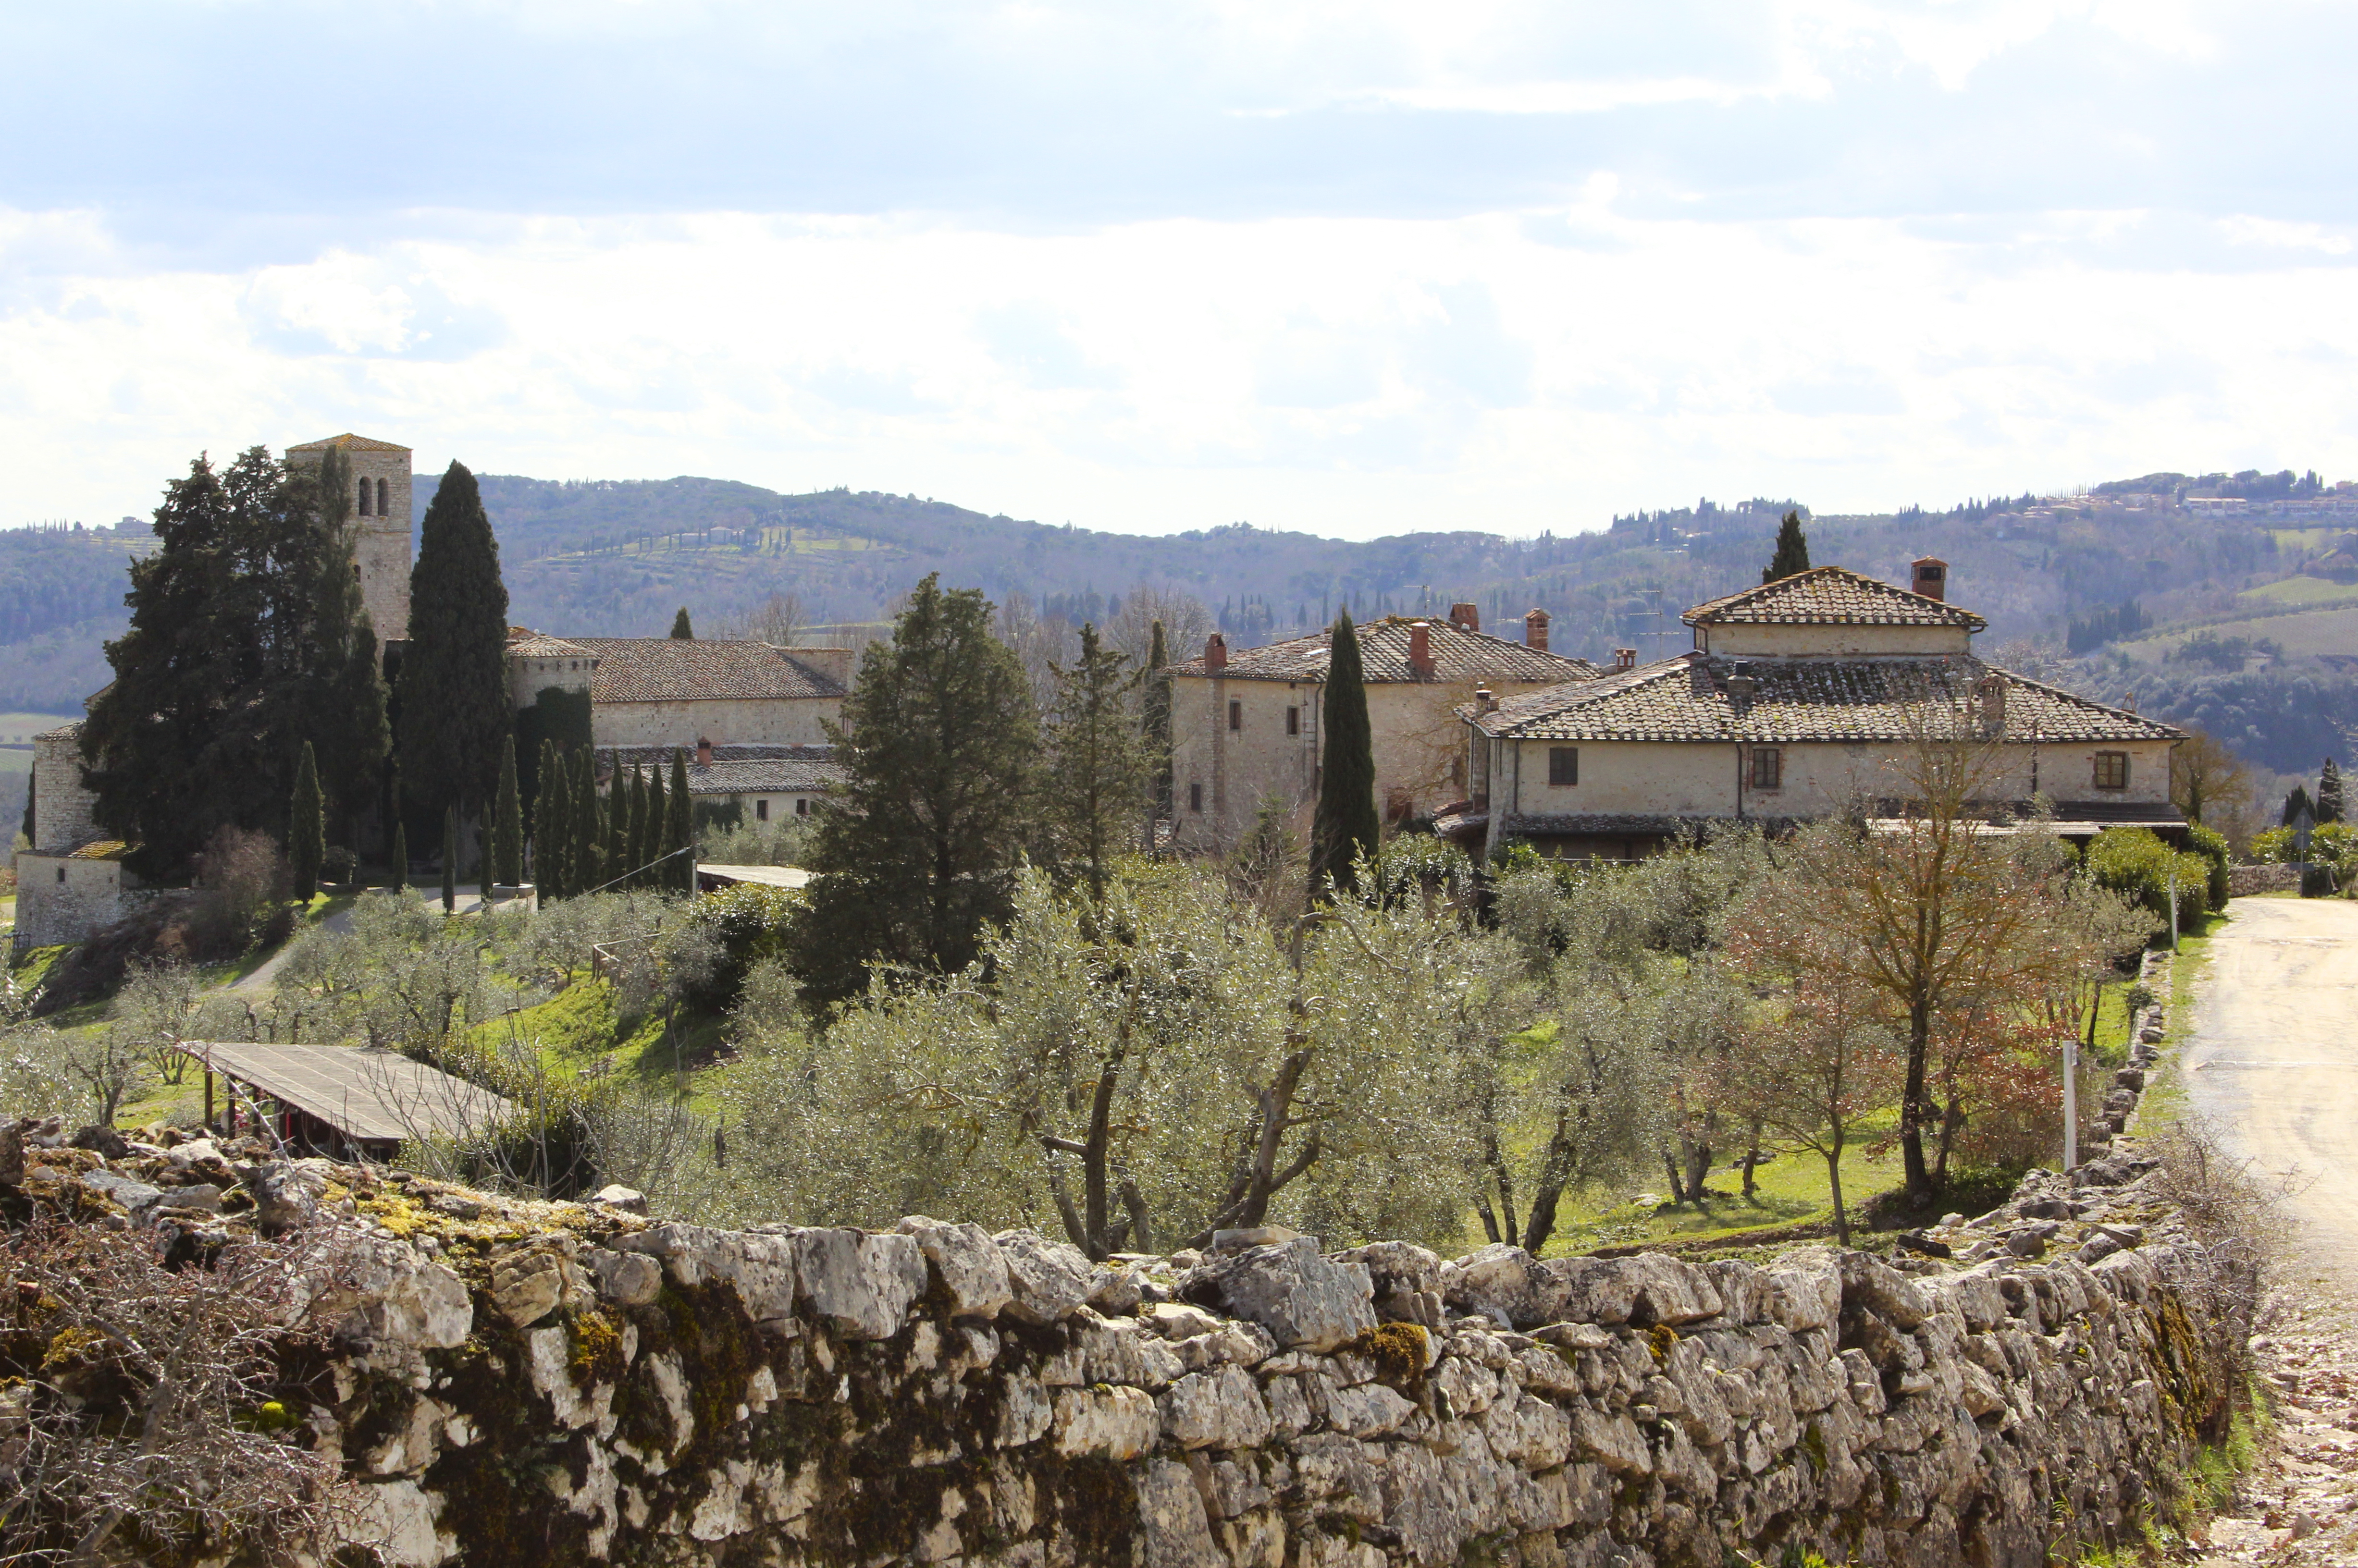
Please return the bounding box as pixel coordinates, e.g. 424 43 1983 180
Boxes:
1205 632 1227 671
1474 685 1499 712
1975 674 2005 729
1407 621 1434 677
1449 601 1480 633
696 736 714 766
1614 648 1636 672
1524 608 1549 651
1912 557 1948 602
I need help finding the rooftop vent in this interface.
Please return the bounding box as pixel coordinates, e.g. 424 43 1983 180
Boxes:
1912 557 1948 602
1725 659 1759 705
1449 601 1481 634
1524 608 1550 651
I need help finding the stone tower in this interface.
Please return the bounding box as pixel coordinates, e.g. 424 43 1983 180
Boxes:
285 433 412 643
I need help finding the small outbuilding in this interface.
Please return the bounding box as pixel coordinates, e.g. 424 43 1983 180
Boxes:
175 1041 513 1163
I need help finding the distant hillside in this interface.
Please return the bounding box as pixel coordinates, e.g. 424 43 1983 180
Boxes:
13 462 2358 772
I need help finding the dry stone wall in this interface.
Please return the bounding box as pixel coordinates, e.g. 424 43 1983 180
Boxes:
11 1113 2248 1568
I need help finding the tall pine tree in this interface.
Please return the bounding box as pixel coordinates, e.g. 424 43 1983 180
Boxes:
1046 623 1148 901
1310 612 1379 899
289 741 324 895
398 461 511 822
494 735 523 886
792 574 1040 1004
534 739 569 897
1763 511 1811 584
667 747 693 891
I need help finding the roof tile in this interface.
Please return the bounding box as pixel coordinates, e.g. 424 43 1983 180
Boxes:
1471 652 2181 745
1683 566 1987 631
1165 617 1597 685
565 638 847 703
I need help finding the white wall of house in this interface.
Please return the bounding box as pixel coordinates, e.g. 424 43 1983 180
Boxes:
592 697 841 749
13 852 129 949
509 654 593 709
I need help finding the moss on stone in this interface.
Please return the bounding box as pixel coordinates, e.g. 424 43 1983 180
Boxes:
1345 1321 1430 1398
566 1309 626 1390
1646 1323 1679 1367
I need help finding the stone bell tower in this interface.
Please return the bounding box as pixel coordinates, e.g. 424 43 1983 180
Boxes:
285 433 413 643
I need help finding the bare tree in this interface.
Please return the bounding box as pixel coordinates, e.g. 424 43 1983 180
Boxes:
720 589 806 648
0 1215 365 1566
1105 583 1214 666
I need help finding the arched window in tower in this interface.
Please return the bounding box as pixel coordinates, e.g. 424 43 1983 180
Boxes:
376 478 389 516
356 478 371 517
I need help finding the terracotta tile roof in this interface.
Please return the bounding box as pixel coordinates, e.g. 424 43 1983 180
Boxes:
566 639 847 703
1164 618 1597 685
286 433 412 454
508 632 591 659
1469 652 2182 745
1682 567 1987 631
35 722 82 742
602 744 843 795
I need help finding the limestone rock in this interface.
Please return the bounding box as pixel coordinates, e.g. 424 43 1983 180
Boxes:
1053 1385 1159 1459
995 1229 1094 1324
1160 1364 1274 1449
900 1216 1016 1318
492 1252 567 1328
591 1184 648 1213
794 1228 925 1340
584 1248 664 1308
1185 1237 1375 1351
244 1160 326 1234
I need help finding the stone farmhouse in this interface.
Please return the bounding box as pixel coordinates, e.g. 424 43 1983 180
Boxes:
1164 605 1597 854
1455 561 2185 861
15 433 849 948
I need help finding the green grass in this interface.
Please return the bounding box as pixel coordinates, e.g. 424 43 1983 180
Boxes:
2119 601 2358 662
2237 575 2358 609
1536 1108 1910 1257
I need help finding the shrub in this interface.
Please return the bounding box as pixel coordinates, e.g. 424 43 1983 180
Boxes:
673 883 800 1012
2185 822 2232 910
2083 826 2210 934
321 845 358 885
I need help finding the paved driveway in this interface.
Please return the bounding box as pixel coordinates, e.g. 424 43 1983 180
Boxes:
2180 896 2358 1294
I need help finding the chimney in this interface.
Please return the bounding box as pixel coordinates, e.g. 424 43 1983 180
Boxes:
1614 648 1636 672
1975 675 2005 730
696 736 714 766
1407 621 1434 677
1449 601 1480 634
1725 659 1758 705
1474 685 1499 713
1524 608 1550 651
1911 557 1948 602
1205 632 1228 672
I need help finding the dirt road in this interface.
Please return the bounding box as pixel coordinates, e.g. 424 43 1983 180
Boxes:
2182 897 2358 1297
2181 897 2358 1564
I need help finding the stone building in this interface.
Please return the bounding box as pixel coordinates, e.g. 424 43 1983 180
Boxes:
1457 562 2185 860
506 632 851 749
602 741 845 826
285 433 412 642
1164 606 1597 854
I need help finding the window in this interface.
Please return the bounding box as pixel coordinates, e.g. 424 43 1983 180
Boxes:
1285 706 1299 736
55 866 65 884
2094 751 2129 790
376 478 389 516
356 478 371 517
755 798 769 821
1548 747 1579 786
796 797 809 816
1188 782 1203 812
1750 747 1783 790
1228 700 1241 732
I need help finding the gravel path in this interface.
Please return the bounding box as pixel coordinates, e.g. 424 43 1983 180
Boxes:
2180 898 2358 1563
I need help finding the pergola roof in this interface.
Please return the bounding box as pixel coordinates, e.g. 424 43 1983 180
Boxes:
177 1041 511 1143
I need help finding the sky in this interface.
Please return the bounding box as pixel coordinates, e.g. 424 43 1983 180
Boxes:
3 0 2356 539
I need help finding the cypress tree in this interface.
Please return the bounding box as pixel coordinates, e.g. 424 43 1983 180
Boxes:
289 741 324 896
1046 623 1148 901
2284 784 2314 826
390 819 408 893
534 739 568 897
1762 511 1811 583
618 767 643 887
398 461 512 822
604 765 629 892
670 606 694 639
494 735 523 886
441 805 458 914
1143 618 1172 829
646 764 670 886
571 749 604 895
792 573 1040 1004
480 809 497 905
1309 612 1379 899
2321 759 2345 824
667 747 693 891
